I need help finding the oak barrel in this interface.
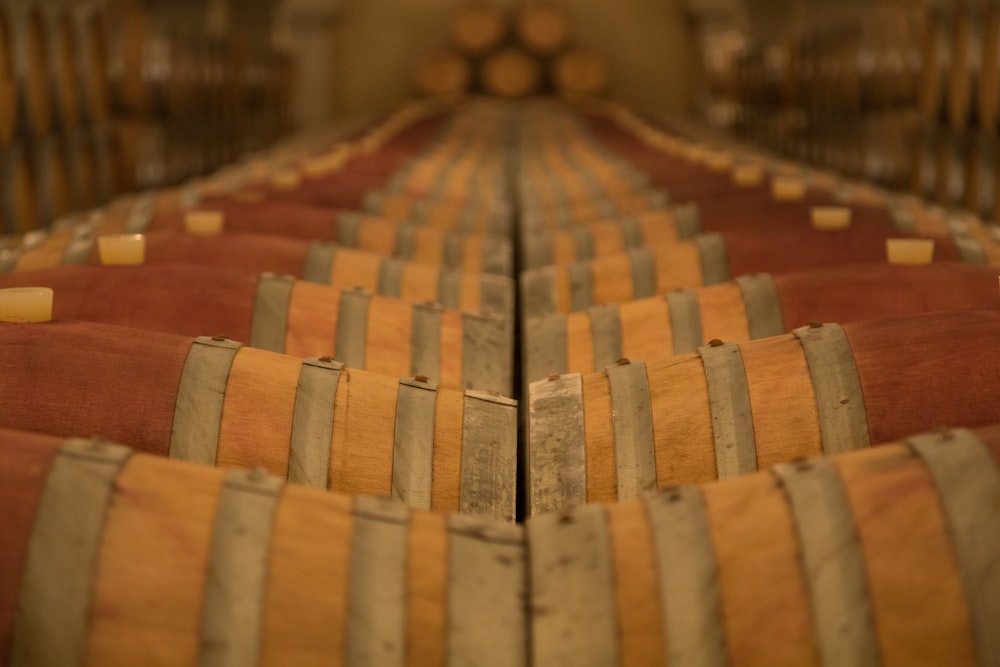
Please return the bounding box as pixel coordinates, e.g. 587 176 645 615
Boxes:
553 48 609 97
1 231 515 319
48 10 80 131
8 5 50 136
0 429 524 665
520 228 977 317
0 264 513 395
520 206 700 269
363 191 513 236
523 262 1000 383
0 320 517 519
3 425 998 665
450 1 507 55
414 49 471 97
96 200 515 276
528 308 1000 512
531 425 1000 665
0 8 14 143
0 143 39 235
515 2 571 55
76 7 110 125
481 48 541 99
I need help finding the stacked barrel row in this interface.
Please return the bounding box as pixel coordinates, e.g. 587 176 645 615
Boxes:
0 0 296 237
0 0 118 234
0 95 1000 665
2 90 1000 664
414 0 609 100
519 98 1000 662
110 3 294 193
0 97 536 664
714 2 1000 222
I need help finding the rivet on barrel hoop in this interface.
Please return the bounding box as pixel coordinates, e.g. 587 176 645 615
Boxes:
708 339 724 347
809 322 824 329
414 375 429 383
212 335 228 342
548 373 561 381
616 358 630 366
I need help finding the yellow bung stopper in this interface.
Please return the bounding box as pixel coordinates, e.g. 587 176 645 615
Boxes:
98 234 146 266
271 170 302 190
705 151 733 173
732 163 764 187
184 211 225 236
771 176 806 201
0 287 53 323
887 238 935 265
811 206 853 231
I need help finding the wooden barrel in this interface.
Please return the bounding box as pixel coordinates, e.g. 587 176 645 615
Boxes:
77 7 110 125
31 134 74 225
95 199 514 276
48 9 80 131
911 123 940 199
520 235 724 318
523 262 1000 383
520 189 671 230
515 2 571 55
111 7 199 117
375 172 511 208
945 5 980 131
379 151 509 203
112 117 164 192
0 428 524 665
65 128 101 209
520 206 701 270
519 228 977 318
450 1 507 55
931 129 967 206
87 123 118 200
0 320 517 519
2 232 515 319
962 130 993 217
979 5 1000 133
0 143 39 235
414 49 471 97
245 144 452 211
0 264 514 395
890 194 1000 249
583 131 915 232
528 308 1000 512
519 164 656 209
520 148 648 202
0 8 14 143
481 47 541 99
331 211 513 275
531 425 1000 665
8 5 50 136
363 191 513 236
553 48 609 97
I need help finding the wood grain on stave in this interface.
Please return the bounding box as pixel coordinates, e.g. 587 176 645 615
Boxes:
0 430 524 666
1 232 514 318
522 262 1000 382
528 308 1000 513
0 320 516 519
0 264 512 394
